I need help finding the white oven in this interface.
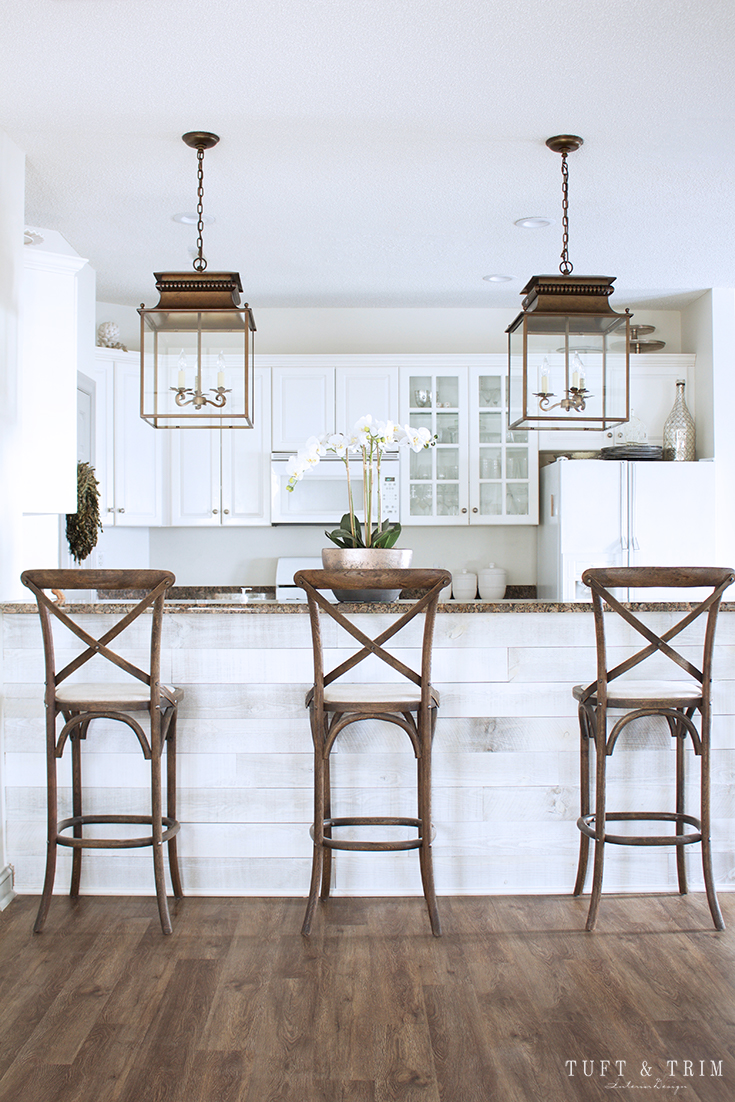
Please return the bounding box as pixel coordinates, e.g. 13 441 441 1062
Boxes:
271 455 400 525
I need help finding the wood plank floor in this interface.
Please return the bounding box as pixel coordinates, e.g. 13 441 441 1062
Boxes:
0 893 734 1101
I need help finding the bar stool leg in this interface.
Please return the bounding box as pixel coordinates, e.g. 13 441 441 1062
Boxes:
35 710 59 934
699 713 725 931
70 734 82 898
150 717 173 935
669 713 689 895
302 743 326 937
165 710 183 900
417 709 441 937
320 754 333 901
586 713 608 932
573 703 593 897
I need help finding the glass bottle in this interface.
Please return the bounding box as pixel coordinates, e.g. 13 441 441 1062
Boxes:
662 380 695 461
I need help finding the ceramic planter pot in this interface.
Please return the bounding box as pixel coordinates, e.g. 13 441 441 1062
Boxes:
321 547 413 602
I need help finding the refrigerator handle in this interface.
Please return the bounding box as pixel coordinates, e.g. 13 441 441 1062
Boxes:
630 463 638 554
620 462 629 552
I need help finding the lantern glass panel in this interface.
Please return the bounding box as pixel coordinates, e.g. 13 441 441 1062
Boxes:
140 310 254 428
508 311 629 431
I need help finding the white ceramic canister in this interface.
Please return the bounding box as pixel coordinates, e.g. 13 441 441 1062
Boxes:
451 570 478 601
478 563 507 601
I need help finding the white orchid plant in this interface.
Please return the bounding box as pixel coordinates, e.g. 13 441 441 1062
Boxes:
286 415 435 548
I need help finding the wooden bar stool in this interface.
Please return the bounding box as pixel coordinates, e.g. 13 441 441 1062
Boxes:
573 566 734 931
294 567 451 937
21 569 184 935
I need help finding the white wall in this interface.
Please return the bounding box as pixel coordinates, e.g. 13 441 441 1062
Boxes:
682 290 735 567
149 523 536 587
0 128 24 909
0 134 25 602
98 302 683 356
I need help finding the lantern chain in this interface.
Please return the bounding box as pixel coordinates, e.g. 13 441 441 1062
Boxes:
559 151 572 275
194 146 207 273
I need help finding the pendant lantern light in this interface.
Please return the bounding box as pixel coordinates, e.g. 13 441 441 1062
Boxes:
507 136 631 432
138 132 256 429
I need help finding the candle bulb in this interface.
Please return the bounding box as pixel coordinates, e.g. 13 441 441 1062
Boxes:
217 352 226 389
540 358 550 394
177 349 187 389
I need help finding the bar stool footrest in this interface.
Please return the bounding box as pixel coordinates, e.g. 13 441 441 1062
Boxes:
578 810 702 847
311 815 426 852
56 813 181 849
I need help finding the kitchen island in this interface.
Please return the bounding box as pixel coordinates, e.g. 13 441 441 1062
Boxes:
2 595 735 903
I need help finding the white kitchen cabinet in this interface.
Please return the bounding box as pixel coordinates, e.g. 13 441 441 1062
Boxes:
94 349 164 526
169 366 271 526
271 359 399 452
400 359 539 525
538 459 716 601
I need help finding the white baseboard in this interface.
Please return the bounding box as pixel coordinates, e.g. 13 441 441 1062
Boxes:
0 865 16 911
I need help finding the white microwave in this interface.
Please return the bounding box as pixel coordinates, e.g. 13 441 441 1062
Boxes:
271 454 400 525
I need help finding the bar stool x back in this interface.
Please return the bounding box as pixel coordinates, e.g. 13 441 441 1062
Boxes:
294 567 451 937
573 565 734 931
21 569 184 934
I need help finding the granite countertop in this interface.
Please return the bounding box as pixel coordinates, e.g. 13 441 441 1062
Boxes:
3 584 734 615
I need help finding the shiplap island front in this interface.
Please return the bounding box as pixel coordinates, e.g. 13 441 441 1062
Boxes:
2 595 735 903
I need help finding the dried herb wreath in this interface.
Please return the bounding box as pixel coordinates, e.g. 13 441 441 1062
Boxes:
66 461 103 563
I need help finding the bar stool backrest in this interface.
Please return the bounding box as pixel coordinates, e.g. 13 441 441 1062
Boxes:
20 568 175 705
294 568 451 706
580 566 735 707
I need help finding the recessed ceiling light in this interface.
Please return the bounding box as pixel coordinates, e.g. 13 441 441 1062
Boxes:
172 212 215 225
483 274 514 283
514 216 553 229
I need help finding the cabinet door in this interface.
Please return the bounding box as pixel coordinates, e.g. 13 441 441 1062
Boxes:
93 355 115 525
222 367 272 525
113 358 164 526
272 366 335 451
336 366 399 432
169 429 221 526
400 367 470 524
468 366 539 525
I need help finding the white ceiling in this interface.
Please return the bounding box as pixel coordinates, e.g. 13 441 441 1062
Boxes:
3 0 735 312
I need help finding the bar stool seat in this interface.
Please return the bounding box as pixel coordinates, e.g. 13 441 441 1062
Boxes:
21 568 184 935
312 684 440 707
295 566 451 938
573 565 734 932
573 680 702 707
55 683 181 705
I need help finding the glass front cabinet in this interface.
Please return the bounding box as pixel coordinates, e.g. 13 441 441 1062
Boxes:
399 359 539 525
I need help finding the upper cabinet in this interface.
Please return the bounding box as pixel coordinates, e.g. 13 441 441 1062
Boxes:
400 357 539 525
169 366 271 526
94 349 164 526
270 358 399 452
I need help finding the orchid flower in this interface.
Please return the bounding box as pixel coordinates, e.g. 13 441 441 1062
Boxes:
286 413 435 547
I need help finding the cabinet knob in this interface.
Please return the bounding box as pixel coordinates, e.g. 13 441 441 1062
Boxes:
107 507 114 513
212 508 219 515
223 509 230 515
461 507 467 514
117 507 125 513
472 507 478 513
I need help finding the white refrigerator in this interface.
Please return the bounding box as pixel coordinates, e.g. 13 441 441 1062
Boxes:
537 459 716 601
